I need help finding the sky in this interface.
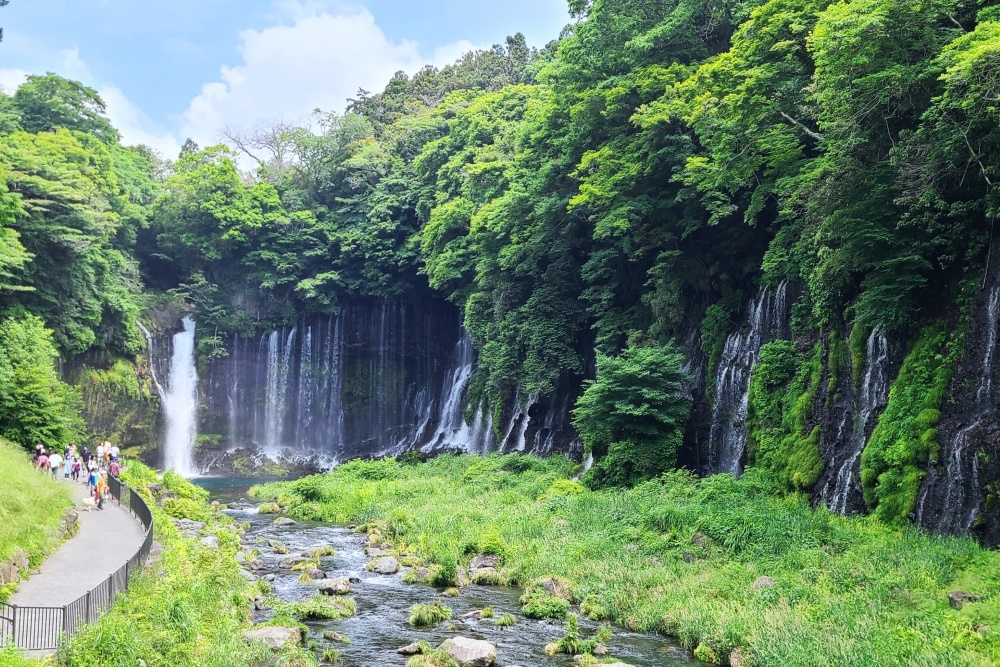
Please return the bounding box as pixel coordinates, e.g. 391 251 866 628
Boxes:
0 0 570 158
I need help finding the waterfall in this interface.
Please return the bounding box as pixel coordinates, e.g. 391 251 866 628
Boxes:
199 300 576 469
821 326 890 514
707 281 790 475
161 317 199 476
917 284 1000 533
426 328 474 450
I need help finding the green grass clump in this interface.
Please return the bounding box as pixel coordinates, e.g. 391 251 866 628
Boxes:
257 502 282 515
520 591 569 619
406 649 459 667
0 438 72 601
321 648 341 663
580 595 609 620
495 613 517 627
545 613 604 656
255 454 1000 666
480 606 495 618
282 595 356 621
57 461 315 667
409 601 453 627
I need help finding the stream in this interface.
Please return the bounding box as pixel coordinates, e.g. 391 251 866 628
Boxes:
198 478 703 667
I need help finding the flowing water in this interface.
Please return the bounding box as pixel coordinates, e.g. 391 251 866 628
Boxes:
916 284 1000 533
151 316 199 476
819 327 890 514
200 479 700 667
707 282 790 475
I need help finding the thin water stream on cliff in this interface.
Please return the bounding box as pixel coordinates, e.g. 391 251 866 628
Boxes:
199 479 701 667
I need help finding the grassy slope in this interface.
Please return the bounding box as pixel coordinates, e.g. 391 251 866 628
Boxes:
0 438 72 601
0 463 316 667
255 455 1000 667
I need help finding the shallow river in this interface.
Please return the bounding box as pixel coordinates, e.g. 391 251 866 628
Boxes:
198 478 703 667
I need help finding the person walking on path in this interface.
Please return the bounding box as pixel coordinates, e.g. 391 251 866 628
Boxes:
96 442 105 469
47 452 62 480
62 452 73 479
87 466 98 496
81 446 91 469
94 472 108 510
108 459 121 479
72 456 81 482
109 442 120 462
36 450 49 473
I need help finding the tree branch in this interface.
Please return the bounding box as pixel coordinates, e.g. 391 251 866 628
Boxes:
779 111 824 142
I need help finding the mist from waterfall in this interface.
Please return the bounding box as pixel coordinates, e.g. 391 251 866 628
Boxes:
162 317 199 476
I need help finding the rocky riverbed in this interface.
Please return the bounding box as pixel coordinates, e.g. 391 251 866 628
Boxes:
216 492 702 667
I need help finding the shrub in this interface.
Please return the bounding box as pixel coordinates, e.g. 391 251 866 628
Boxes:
257 502 281 515
281 596 356 621
496 613 517 627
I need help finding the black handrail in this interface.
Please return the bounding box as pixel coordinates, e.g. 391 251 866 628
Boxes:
0 474 155 651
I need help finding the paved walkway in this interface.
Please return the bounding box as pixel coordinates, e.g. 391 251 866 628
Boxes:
9 479 146 608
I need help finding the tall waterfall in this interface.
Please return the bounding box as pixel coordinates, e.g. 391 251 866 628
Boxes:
917 284 1000 534
707 281 790 475
819 326 890 513
162 317 199 476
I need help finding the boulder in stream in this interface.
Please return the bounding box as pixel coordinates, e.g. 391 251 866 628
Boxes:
369 556 400 574
397 642 424 655
305 567 327 580
440 636 497 667
243 625 302 648
273 517 297 526
319 577 351 595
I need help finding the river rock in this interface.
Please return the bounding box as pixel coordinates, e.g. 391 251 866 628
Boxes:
948 590 983 609
440 637 497 667
592 644 608 657
323 631 347 642
305 567 327 580
274 517 297 526
364 546 388 558
319 577 351 595
249 558 266 571
397 642 424 655
239 569 259 582
370 556 400 574
200 535 221 548
349 576 362 584
263 573 275 582
243 625 302 648
253 596 270 610
752 576 776 590
279 556 310 569
470 553 502 571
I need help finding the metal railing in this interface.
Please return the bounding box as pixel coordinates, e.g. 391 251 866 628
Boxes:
0 474 154 651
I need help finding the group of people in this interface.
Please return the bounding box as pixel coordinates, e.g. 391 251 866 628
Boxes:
32 440 122 511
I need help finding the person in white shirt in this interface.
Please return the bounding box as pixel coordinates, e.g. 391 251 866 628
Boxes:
109 444 120 460
47 452 62 480
96 443 105 463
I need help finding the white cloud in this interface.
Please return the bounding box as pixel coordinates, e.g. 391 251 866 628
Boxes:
0 47 91 94
100 85 183 158
178 1 481 147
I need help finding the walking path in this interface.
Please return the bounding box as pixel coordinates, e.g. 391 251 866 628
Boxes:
9 479 145 608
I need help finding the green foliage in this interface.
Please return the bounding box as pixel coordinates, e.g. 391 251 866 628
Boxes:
519 591 569 620
574 342 692 487
862 323 961 522
495 613 517 627
746 340 825 491
280 595 356 621
409 601 453 626
0 314 83 449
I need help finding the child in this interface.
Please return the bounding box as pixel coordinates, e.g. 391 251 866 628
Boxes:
71 456 81 482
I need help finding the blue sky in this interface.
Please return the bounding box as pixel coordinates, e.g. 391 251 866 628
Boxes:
0 0 570 156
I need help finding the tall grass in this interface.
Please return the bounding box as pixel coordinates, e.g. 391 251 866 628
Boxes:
0 438 72 601
256 454 1000 667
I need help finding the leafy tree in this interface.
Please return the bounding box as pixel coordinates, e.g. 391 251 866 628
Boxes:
12 74 119 144
573 342 691 487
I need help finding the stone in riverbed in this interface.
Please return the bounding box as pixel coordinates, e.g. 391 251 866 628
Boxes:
948 590 983 609
243 625 301 648
440 636 497 667
323 631 347 642
278 556 310 569
273 517 296 526
397 642 424 655
305 567 327 580
469 553 502 571
364 546 387 558
319 577 351 595
369 556 400 574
